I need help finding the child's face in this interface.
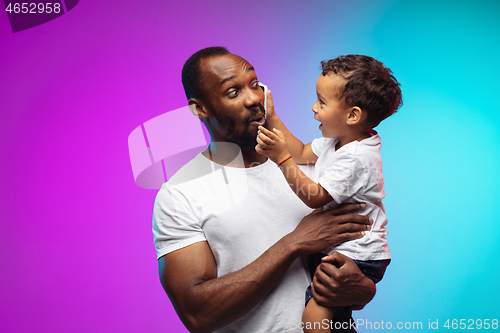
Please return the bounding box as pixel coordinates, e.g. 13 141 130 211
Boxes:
312 73 351 139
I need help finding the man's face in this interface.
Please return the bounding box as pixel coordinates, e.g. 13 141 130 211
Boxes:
199 54 266 149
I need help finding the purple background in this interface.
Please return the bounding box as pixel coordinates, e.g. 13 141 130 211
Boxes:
1 0 499 332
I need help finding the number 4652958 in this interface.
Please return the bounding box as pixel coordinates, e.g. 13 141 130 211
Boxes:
444 319 498 329
5 3 62 14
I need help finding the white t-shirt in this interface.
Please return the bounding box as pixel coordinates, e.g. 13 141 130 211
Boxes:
153 153 312 332
311 132 391 260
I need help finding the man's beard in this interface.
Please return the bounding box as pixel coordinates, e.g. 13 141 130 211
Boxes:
214 104 266 150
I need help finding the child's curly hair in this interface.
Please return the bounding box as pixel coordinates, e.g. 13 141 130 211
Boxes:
321 55 403 128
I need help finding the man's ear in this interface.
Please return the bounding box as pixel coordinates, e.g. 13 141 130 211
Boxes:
346 106 363 125
188 98 209 119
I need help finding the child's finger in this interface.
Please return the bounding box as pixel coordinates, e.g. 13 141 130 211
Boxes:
257 125 273 136
258 126 279 141
257 130 275 145
255 144 265 155
256 135 272 148
273 128 285 140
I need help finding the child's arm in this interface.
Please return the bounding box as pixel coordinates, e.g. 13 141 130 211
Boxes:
302 297 333 333
256 126 332 209
264 90 318 165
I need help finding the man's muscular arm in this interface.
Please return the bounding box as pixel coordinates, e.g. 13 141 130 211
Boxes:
159 203 372 333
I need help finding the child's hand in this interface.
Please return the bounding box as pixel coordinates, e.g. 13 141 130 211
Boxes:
265 89 276 120
255 126 290 164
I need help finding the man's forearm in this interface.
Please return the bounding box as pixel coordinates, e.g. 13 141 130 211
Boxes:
170 235 301 333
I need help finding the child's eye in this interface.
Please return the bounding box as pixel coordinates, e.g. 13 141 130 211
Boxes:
319 99 325 105
251 80 259 87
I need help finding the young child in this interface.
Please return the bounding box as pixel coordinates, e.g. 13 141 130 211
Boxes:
256 54 402 333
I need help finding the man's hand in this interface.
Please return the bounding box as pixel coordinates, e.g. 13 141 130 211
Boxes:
289 203 373 256
311 251 376 310
256 125 290 164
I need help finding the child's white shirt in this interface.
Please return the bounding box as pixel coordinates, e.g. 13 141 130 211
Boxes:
311 132 391 260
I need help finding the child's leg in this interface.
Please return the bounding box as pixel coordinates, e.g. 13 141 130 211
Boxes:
302 297 334 333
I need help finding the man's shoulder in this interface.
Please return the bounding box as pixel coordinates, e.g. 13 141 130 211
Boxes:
164 153 212 187
155 153 210 204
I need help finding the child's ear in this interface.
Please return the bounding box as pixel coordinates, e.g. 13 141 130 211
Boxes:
188 98 210 119
346 106 363 125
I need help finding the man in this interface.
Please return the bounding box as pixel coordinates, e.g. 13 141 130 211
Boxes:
153 47 376 332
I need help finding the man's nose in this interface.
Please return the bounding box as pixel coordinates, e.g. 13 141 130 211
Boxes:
245 87 262 107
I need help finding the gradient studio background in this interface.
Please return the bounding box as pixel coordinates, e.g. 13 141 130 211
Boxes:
1 0 499 332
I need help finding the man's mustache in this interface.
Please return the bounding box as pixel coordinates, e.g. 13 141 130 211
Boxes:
248 104 265 118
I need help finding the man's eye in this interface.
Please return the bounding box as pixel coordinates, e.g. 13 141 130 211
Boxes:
228 90 238 97
251 81 259 87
